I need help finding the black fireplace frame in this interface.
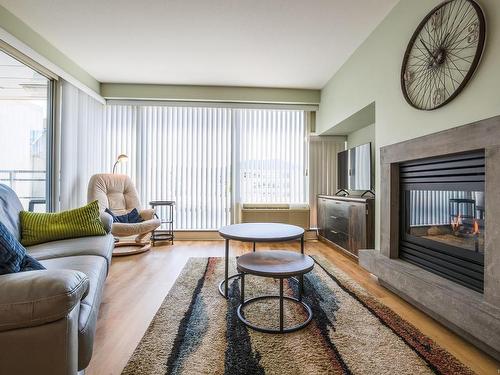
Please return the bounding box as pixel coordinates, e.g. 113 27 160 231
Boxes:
399 150 485 293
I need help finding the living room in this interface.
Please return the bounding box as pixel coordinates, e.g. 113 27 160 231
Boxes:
0 0 499 374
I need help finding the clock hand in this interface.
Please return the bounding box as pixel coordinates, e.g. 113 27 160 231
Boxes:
420 38 437 62
441 32 450 48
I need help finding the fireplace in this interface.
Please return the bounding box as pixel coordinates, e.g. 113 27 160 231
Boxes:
358 115 500 361
399 150 485 292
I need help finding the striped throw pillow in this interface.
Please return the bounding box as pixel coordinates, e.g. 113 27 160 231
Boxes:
20 200 106 246
0 221 45 275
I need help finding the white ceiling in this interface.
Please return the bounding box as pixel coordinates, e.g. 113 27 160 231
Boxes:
0 0 398 89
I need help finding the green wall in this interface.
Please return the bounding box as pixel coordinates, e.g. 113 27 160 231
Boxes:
346 123 374 150
0 5 100 93
101 83 321 104
317 0 500 248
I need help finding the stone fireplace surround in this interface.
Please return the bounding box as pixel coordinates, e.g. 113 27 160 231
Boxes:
359 115 500 360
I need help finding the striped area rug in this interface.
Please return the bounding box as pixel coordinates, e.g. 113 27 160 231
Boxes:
121 256 474 375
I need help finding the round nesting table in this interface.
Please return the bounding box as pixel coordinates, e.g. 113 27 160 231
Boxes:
218 223 305 298
236 250 314 333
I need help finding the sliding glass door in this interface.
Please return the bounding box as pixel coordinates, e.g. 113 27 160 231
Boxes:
0 50 54 211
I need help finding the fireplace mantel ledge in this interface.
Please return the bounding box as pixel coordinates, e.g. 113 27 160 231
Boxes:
359 249 500 360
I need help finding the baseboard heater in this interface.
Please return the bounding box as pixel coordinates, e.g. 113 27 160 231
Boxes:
240 203 310 229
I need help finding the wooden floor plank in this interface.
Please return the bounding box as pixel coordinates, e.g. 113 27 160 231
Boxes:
86 240 499 375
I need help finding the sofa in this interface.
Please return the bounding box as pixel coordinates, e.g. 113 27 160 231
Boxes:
0 184 114 375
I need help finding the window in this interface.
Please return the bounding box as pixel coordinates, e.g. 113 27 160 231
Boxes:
100 103 308 229
0 50 54 211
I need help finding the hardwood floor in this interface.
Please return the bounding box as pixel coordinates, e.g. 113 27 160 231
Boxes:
86 240 499 375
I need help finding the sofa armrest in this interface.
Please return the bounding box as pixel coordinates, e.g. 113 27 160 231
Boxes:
100 211 113 233
0 270 89 332
139 208 155 221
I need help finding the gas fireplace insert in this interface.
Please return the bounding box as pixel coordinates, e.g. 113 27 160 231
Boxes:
399 150 485 293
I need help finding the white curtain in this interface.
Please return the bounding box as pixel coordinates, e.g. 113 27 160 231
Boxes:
308 135 346 228
59 80 105 210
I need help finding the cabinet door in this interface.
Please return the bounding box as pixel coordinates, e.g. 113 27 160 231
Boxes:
348 203 367 256
325 199 350 219
326 228 350 249
317 198 328 237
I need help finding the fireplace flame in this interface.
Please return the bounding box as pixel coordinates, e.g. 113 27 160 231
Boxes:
451 213 462 231
472 219 480 235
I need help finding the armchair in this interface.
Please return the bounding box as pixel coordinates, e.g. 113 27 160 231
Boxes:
87 174 161 256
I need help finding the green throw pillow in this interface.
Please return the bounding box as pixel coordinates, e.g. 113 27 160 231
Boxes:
20 200 106 246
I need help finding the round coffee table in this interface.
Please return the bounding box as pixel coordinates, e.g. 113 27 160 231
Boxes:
236 250 314 333
218 223 305 298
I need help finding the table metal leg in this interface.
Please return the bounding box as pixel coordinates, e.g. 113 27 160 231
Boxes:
241 273 245 304
299 275 304 302
300 235 304 254
237 274 312 334
225 239 229 298
279 278 284 333
253 242 256 252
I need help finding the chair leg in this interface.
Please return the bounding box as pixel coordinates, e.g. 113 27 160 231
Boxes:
113 239 151 256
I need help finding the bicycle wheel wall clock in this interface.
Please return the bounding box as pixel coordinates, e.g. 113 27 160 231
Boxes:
401 0 486 110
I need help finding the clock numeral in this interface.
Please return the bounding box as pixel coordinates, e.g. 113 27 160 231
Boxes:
467 22 479 44
431 10 443 30
433 88 446 106
404 69 416 86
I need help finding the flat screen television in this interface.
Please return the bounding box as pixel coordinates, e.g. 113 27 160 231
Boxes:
337 142 372 191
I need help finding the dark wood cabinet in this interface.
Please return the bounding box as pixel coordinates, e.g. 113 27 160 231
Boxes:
317 195 374 257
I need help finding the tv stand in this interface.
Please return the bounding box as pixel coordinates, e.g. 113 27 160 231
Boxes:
317 195 375 258
335 189 349 196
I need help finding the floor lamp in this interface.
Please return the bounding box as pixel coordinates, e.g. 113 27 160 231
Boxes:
112 154 128 173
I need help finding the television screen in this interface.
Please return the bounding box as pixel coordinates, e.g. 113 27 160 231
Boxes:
337 143 372 191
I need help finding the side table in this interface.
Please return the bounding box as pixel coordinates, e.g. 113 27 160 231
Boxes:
236 250 314 333
218 223 305 298
149 200 175 245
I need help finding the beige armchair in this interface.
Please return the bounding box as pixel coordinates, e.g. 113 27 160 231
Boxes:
88 174 160 256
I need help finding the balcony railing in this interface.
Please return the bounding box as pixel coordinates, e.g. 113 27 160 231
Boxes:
0 169 46 211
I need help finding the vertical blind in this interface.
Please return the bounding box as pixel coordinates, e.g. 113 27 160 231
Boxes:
96 104 309 230
57 98 319 230
104 105 232 229
233 109 307 204
60 101 310 230
59 80 105 210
